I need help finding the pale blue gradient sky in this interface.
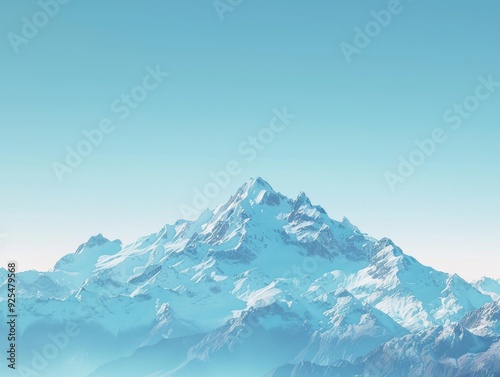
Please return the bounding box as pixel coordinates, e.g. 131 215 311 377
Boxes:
0 0 499 280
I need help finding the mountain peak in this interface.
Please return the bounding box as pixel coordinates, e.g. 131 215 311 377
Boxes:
295 191 312 206
374 237 397 251
233 177 280 205
240 177 274 194
75 234 119 254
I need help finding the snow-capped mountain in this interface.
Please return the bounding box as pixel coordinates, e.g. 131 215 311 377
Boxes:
461 301 500 337
0 178 498 377
268 324 500 377
473 277 500 301
342 239 490 332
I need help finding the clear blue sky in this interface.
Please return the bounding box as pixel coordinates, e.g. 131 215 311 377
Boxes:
1 0 499 280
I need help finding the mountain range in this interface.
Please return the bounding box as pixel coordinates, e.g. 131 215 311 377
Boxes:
1 178 499 377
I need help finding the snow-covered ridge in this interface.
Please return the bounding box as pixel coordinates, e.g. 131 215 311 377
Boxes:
0 177 497 377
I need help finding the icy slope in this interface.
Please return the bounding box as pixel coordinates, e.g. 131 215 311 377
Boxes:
0 177 497 377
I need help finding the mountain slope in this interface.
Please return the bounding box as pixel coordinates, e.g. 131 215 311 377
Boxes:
0 177 497 377
268 324 500 377
343 239 491 332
